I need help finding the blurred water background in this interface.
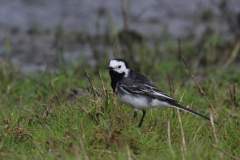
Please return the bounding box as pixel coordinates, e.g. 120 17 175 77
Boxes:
0 0 239 73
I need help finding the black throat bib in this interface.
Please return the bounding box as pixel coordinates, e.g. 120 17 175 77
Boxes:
109 70 125 92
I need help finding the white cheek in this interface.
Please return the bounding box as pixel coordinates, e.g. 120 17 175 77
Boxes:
114 67 126 73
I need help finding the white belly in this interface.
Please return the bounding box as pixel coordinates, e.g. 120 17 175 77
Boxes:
116 93 172 110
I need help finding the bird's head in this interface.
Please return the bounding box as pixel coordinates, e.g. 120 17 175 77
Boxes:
107 59 129 74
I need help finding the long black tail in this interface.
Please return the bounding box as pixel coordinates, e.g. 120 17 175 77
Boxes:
171 102 218 125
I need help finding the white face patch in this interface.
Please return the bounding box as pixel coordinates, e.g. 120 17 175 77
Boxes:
109 60 129 74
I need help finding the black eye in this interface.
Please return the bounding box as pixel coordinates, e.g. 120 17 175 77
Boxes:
118 65 121 68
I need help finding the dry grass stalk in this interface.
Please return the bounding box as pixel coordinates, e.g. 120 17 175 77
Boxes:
78 135 89 160
179 88 188 103
76 94 102 117
148 126 153 133
105 90 109 110
168 76 177 121
172 86 180 98
86 148 141 159
33 141 44 154
178 39 218 117
81 119 85 138
84 69 98 99
177 108 187 153
228 83 237 115
232 85 236 114
74 143 80 159
192 123 203 141
210 114 218 144
105 102 117 147
178 87 187 155
126 145 132 160
112 43 117 59
99 70 106 96
168 75 174 96
168 76 186 153
212 144 240 160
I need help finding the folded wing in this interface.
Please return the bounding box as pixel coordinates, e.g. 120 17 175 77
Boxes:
119 83 178 103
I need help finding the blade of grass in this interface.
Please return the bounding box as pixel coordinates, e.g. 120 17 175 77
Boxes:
112 43 117 59
167 118 171 143
223 41 240 69
5 34 12 66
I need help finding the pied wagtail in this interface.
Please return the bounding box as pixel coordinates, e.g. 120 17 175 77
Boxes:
107 59 218 127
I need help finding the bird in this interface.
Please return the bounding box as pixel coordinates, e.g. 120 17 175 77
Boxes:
107 58 218 127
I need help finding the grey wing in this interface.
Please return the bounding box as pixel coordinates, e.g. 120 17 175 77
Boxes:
119 83 179 103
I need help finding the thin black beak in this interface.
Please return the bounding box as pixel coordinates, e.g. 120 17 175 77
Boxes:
107 66 114 69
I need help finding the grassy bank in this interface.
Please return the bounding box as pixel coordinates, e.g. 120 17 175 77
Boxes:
0 37 240 159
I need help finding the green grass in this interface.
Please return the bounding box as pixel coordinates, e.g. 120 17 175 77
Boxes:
0 37 240 160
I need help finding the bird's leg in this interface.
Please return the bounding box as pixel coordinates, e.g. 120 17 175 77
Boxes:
133 108 138 119
131 109 138 126
138 110 146 128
